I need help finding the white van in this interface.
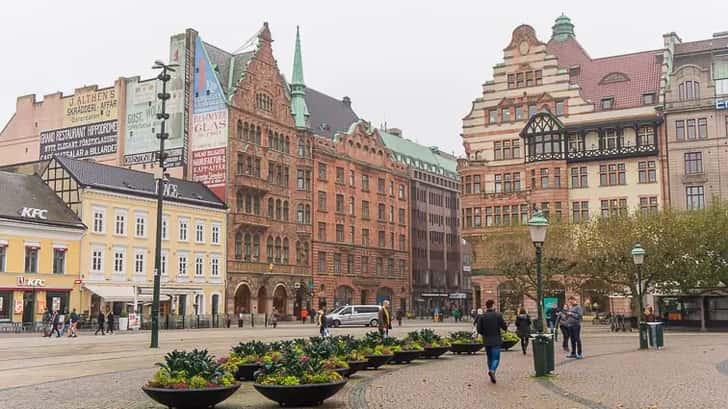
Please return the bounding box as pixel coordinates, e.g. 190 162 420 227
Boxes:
327 305 381 327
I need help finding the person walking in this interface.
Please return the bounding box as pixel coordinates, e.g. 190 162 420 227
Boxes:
564 296 583 359
317 308 328 337
48 310 61 338
95 310 105 335
378 300 392 337
106 309 114 334
515 308 532 355
557 306 570 352
476 300 507 384
271 308 278 329
453 307 462 323
396 308 403 327
68 308 79 338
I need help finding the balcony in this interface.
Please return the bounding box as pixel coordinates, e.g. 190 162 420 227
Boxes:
227 260 310 277
566 143 657 163
234 174 269 192
296 223 312 235
232 212 270 229
482 189 529 201
664 96 719 112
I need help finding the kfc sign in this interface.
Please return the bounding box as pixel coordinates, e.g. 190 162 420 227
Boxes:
19 207 48 220
17 276 46 287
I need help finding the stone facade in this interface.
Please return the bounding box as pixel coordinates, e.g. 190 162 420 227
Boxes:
311 122 411 312
461 17 664 314
225 24 313 319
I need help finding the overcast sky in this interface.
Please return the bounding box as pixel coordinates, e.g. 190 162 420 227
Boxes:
2 0 727 156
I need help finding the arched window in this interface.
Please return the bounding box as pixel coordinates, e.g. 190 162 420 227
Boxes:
244 233 251 261
253 234 260 261
268 130 274 149
285 135 290 154
298 138 305 157
303 241 309 263
297 204 304 224
267 236 274 262
253 196 260 215
256 126 261 145
283 238 289 264
274 132 279 151
243 122 249 140
296 240 302 264
236 191 243 211
275 237 281 263
267 198 274 218
237 120 243 139
283 201 289 222
306 141 311 158
275 199 282 220
305 204 311 224
234 232 242 260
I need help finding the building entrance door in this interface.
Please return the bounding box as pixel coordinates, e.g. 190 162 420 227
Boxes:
22 292 34 324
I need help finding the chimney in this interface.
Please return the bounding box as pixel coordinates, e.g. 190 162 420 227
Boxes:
388 128 402 137
342 96 351 107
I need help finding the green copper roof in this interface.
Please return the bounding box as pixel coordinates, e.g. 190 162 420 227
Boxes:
290 26 309 129
378 130 458 180
551 13 575 42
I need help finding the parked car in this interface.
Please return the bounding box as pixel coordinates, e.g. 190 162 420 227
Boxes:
326 305 381 327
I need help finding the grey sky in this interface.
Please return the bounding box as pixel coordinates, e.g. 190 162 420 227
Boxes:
2 0 727 156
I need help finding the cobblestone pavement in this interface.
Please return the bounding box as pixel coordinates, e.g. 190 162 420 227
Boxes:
0 324 726 408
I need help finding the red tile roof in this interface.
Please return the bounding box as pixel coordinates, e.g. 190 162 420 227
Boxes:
546 37 662 111
675 37 728 54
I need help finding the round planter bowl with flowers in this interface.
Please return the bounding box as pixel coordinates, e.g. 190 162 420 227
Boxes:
254 379 347 407
235 362 262 381
391 349 422 364
450 343 484 355
333 367 352 378
142 384 240 409
346 359 369 375
422 346 451 359
365 354 393 369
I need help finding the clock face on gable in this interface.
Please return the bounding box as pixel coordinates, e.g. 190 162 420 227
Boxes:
519 41 530 56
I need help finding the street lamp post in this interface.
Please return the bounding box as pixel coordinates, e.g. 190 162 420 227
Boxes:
150 60 177 349
527 210 551 376
631 243 647 349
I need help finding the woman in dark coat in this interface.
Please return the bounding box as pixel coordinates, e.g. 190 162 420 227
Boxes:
515 308 532 355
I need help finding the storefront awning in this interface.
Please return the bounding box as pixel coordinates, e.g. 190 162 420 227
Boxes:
138 287 204 297
82 285 159 303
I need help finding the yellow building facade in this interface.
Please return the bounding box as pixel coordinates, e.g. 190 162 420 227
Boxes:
41 156 227 319
0 171 85 326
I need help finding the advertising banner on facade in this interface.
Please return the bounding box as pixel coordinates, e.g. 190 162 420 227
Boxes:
190 36 227 200
123 36 187 167
38 87 119 160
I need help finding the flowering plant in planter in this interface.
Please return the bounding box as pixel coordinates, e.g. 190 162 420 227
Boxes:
147 349 236 389
449 330 483 344
407 329 451 348
256 350 344 385
230 340 269 364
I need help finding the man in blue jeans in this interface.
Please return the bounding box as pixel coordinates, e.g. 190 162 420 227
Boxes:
564 296 583 359
476 299 507 384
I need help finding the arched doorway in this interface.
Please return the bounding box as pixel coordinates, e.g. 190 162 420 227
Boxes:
257 286 267 314
273 285 287 316
376 287 393 305
211 294 220 316
234 284 251 314
334 286 353 307
497 281 522 316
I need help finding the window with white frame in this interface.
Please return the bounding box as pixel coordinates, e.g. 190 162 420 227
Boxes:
161 251 168 276
91 247 104 273
211 223 221 244
92 207 105 233
210 256 220 277
134 250 145 274
178 253 188 276
195 221 204 243
135 214 146 238
195 255 204 277
114 210 127 236
0 245 6 272
113 248 125 274
179 219 189 241
162 216 169 240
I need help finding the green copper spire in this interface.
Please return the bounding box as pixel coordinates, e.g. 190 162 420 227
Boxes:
551 13 575 42
291 26 309 129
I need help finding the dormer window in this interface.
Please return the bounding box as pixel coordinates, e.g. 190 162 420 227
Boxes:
601 97 614 110
256 92 273 112
600 72 630 84
642 93 656 105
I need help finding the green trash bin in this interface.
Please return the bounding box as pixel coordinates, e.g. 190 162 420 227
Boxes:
639 322 649 350
532 334 555 376
647 322 664 348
